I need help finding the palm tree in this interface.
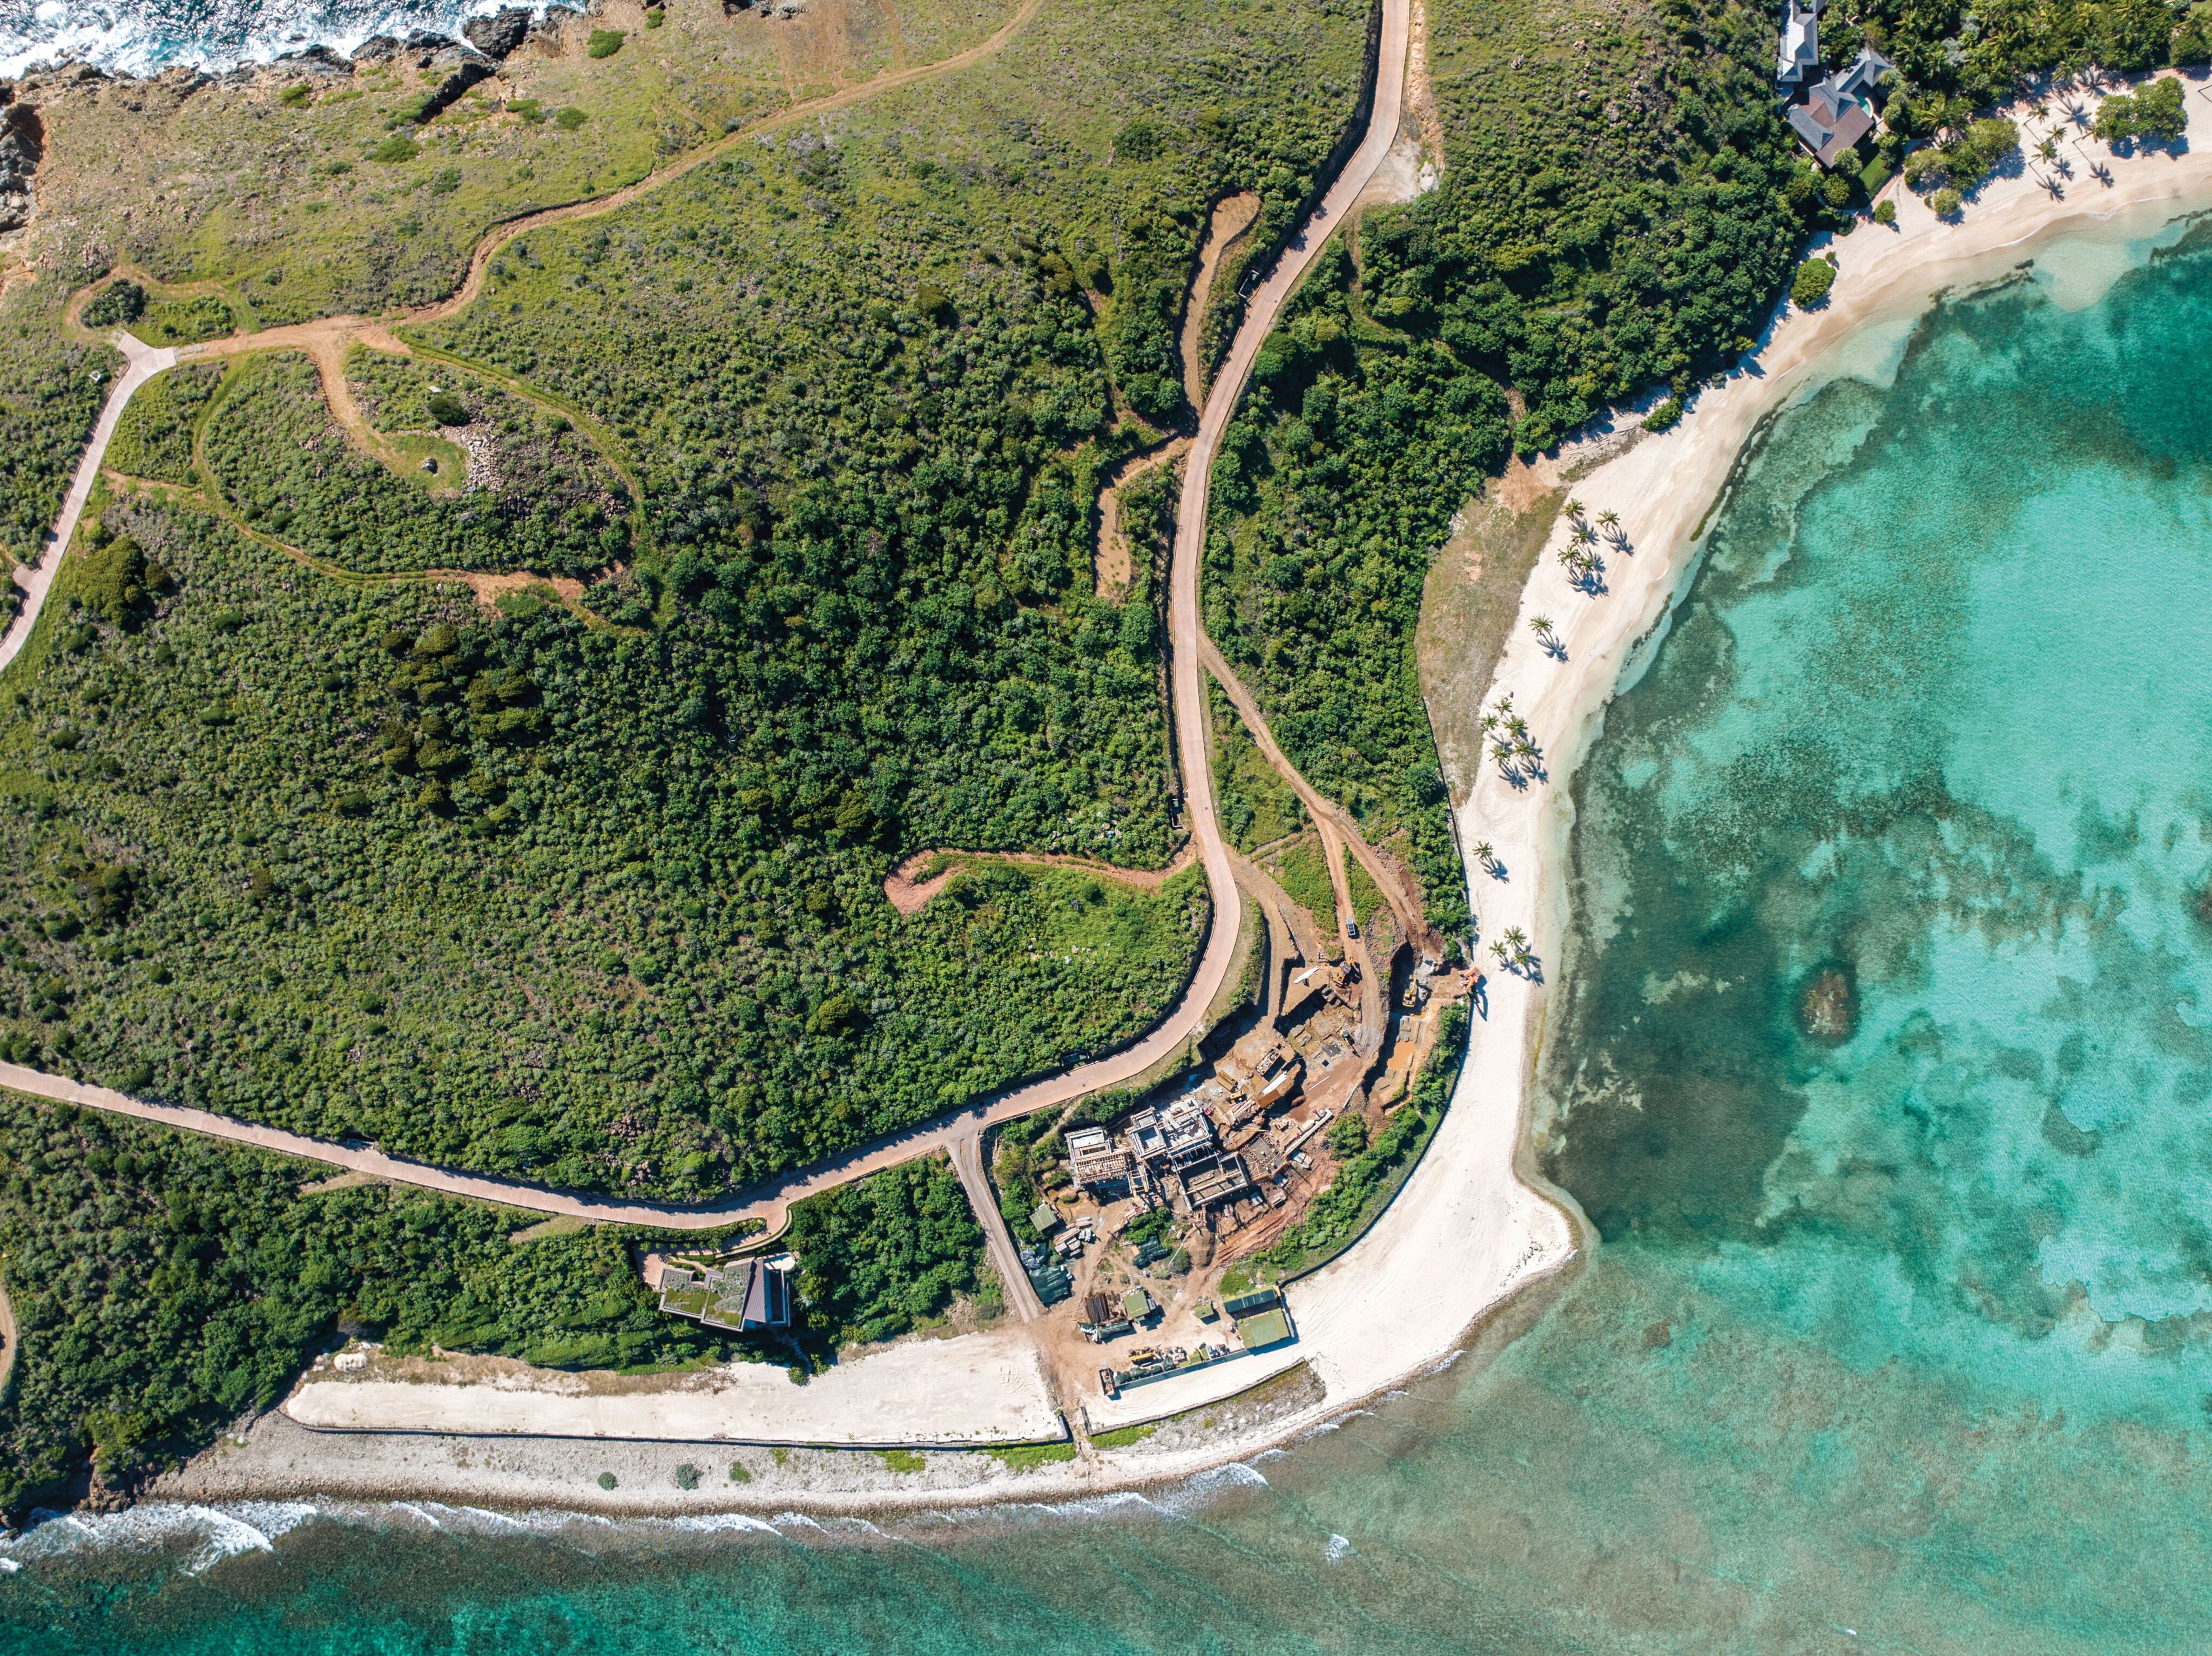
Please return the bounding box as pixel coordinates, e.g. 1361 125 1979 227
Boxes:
1596 509 1621 536
1472 840 1494 867
2037 133 2060 163
1529 615 1554 639
1564 497 1586 522
1489 741 1515 767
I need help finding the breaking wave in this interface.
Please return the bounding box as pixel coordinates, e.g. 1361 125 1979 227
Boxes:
0 0 547 80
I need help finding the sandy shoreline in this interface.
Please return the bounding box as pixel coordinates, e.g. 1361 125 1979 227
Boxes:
132 84 2212 1523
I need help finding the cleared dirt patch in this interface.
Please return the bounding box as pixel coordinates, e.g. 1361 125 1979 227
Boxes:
1181 192 1259 405
884 843 1197 915
1415 483 1560 805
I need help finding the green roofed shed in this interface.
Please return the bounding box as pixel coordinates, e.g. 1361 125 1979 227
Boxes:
1031 1202 1060 1234
1235 1307 1293 1350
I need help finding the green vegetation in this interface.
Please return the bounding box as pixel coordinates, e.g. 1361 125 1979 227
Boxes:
876 1447 926 1473
0 495 1216 1192
1211 685 1303 851
990 1111 1068 1250
1272 835 1339 942
105 362 224 485
0 287 111 570
784 1155 984 1350
588 30 627 60
1791 258 1837 309
74 522 172 626
1341 843 1384 934
1324 1109 1369 1158
1931 186 1963 218
987 1439 1078 1470
1088 1420 1157 1449
1253 1002 1466 1278
674 1461 700 1488
82 281 146 330
1899 114 2018 200
136 294 238 346
0 1090 736 1510
370 134 422 165
1642 396 1684 432
204 354 627 573
2093 76 2188 144
598 1471 618 1490
1873 199 1898 227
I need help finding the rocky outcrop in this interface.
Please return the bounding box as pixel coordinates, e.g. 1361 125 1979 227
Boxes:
463 8 535 59
0 96 44 234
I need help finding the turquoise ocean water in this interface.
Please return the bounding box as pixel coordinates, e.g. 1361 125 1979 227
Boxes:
6 227 2212 1653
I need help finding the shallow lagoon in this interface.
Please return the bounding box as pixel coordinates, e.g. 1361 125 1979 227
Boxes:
7 227 2212 1655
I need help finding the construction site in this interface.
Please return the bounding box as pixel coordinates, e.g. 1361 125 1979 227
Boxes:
993 876 1475 1407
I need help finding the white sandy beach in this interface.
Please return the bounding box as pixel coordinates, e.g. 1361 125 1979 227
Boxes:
152 75 2212 1517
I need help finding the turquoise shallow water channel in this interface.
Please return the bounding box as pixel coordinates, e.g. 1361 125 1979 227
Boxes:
6 228 2212 1653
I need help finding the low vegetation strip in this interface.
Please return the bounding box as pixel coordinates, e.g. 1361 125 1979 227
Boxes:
1252 1002 1467 1281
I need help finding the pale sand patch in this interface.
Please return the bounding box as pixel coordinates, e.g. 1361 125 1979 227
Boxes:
285 1327 1062 1447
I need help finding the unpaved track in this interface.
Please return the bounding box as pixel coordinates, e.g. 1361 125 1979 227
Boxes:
1198 634 1440 958
882 841 1198 915
0 0 1415 1240
0 331 176 673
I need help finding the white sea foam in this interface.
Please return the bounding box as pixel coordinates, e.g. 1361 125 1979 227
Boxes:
0 1501 318 1576
664 1512 783 1537
0 0 547 79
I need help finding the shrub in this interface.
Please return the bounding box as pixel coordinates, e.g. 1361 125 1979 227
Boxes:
1115 118 1164 162
1931 187 1963 218
278 84 311 108
729 1461 751 1484
597 1471 617 1490
1790 258 1836 308
425 392 469 426
83 282 146 330
369 134 420 164
508 98 545 123
2098 78 2188 143
1873 198 1897 225
587 28 625 58
554 107 588 131
673 1462 699 1489
644 6 665 24
1642 396 1684 432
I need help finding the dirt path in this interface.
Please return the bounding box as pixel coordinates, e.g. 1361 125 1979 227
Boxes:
882 842 1198 915
0 1278 14 1400
1090 192 1258 594
1179 192 1260 407
1091 436 1189 597
1197 634 1441 959
0 0 1416 1254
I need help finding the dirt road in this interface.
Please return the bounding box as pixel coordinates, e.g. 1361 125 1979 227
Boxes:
1198 634 1440 959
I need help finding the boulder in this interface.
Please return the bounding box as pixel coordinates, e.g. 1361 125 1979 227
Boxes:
463 7 535 58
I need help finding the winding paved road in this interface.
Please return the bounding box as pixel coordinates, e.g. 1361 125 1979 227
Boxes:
0 0 1415 1239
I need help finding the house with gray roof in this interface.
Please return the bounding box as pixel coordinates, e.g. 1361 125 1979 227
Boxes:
1784 46 1895 169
